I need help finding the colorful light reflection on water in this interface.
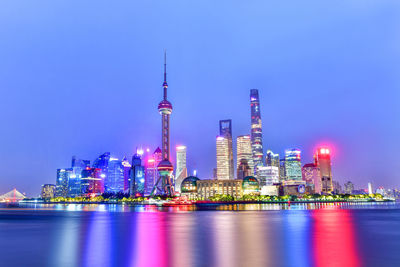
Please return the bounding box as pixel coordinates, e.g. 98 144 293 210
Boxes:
0 202 399 267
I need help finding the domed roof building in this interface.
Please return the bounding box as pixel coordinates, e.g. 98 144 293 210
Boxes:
242 176 260 195
180 176 200 199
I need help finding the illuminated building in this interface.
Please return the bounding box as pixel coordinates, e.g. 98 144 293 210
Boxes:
218 119 234 179
250 89 264 170
154 52 174 196
237 159 252 180
344 181 354 194
80 167 104 196
302 163 321 194
368 182 373 195
285 149 302 181
314 147 333 193
106 157 125 193
41 184 56 199
237 135 254 176
266 150 279 168
256 166 279 187
93 152 110 191
180 176 199 199
56 168 72 197
279 159 286 181
333 181 342 194
130 153 145 197
144 147 162 195
122 157 131 192
175 146 188 193
197 179 243 200
216 136 231 180
68 156 90 197
242 176 260 195
279 180 312 196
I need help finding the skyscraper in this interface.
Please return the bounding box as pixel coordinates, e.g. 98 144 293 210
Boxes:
237 159 252 180
130 153 145 197
279 159 286 181
314 147 333 193
122 157 131 193
155 52 174 196
250 89 264 170
237 135 254 177
216 136 231 180
175 145 188 193
93 152 110 191
344 181 354 194
107 157 125 193
266 150 279 168
302 163 321 194
218 119 234 179
56 168 72 197
285 149 302 181
69 156 90 197
144 147 162 195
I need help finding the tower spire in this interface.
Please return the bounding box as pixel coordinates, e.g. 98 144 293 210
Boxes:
163 49 168 100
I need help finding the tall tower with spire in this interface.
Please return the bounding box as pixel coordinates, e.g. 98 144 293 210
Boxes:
152 51 174 197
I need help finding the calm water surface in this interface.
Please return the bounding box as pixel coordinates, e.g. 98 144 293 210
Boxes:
0 202 399 267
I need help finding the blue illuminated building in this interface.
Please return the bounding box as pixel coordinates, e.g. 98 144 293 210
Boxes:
107 158 125 193
56 168 72 197
68 156 90 197
130 153 145 197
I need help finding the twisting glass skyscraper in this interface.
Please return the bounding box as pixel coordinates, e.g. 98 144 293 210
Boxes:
250 89 264 172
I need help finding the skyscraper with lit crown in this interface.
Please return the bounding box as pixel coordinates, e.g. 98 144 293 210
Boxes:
250 89 264 172
314 147 333 193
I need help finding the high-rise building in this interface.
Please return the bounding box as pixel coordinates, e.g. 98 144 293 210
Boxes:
56 168 72 197
155 52 174 196
344 181 354 194
237 159 252 179
69 156 90 197
80 167 104 196
144 147 162 195
41 184 56 199
106 158 125 193
250 89 264 170
266 150 279 168
219 119 234 178
237 135 254 177
93 152 110 191
333 181 342 194
130 153 145 197
285 149 302 181
175 146 188 193
216 136 231 180
122 157 131 193
368 182 373 195
257 166 280 187
279 159 286 181
302 163 322 194
314 147 333 193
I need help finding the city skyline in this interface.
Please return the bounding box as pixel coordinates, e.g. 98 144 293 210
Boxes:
0 1 399 196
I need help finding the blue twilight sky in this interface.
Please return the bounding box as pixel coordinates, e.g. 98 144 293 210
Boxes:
0 1 399 196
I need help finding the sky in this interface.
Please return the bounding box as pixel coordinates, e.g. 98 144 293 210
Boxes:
0 1 399 196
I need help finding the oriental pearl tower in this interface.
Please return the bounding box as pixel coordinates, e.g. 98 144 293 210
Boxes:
154 51 174 197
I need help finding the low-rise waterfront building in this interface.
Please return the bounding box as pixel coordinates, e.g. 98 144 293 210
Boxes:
197 179 243 200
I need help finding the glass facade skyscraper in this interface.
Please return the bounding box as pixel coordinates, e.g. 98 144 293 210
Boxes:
250 89 264 171
107 158 125 193
236 135 254 178
284 149 302 181
68 156 90 197
130 153 145 197
175 146 188 193
217 119 234 179
56 168 72 197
